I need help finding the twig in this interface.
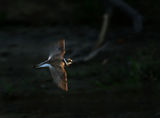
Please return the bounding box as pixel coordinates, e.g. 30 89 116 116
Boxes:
95 13 110 49
72 42 110 63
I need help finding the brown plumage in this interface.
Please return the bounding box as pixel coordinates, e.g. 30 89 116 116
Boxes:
34 39 71 91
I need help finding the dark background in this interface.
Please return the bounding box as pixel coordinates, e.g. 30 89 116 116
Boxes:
0 0 160 117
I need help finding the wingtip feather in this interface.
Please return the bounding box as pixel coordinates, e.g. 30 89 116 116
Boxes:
58 77 68 92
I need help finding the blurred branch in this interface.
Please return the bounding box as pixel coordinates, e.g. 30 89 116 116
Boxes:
95 13 110 49
95 0 143 48
84 42 109 61
111 0 143 32
71 41 110 63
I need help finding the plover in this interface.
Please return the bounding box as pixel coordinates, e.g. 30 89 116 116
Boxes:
34 39 72 91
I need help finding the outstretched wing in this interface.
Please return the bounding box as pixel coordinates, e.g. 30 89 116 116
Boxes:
49 62 68 91
48 39 65 60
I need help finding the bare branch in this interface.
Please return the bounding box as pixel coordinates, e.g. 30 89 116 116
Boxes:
95 0 143 48
111 0 143 32
95 13 110 48
72 42 110 63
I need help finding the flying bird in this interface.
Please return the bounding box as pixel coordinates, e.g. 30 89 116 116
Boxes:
34 39 72 91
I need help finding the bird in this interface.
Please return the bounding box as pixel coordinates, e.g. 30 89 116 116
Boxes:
33 39 72 91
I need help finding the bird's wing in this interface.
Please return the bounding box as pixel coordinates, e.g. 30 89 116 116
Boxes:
48 39 65 60
49 62 68 91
